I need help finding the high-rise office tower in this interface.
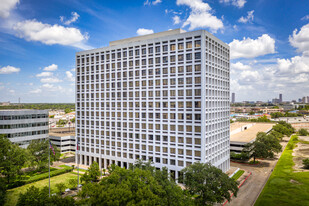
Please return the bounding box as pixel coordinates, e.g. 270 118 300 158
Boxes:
75 29 230 178
279 94 282 103
231 93 235 103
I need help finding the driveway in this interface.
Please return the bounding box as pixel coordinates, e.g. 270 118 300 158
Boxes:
226 137 289 206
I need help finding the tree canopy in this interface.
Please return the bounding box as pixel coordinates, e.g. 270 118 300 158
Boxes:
243 132 282 162
16 186 75 206
181 162 238 205
0 177 6 206
0 135 27 183
80 161 100 183
27 139 60 170
298 128 309 136
272 121 294 136
79 164 192 206
0 103 75 110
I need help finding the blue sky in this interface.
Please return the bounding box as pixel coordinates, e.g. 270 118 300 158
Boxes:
0 0 309 103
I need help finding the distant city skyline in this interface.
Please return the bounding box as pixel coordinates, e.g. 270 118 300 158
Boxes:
0 0 309 103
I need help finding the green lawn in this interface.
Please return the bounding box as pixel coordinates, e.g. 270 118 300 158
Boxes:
5 173 79 206
255 135 309 206
231 170 245 181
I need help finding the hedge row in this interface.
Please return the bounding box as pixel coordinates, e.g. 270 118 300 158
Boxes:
8 168 73 189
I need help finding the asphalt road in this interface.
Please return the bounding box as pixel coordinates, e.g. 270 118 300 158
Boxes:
226 137 289 206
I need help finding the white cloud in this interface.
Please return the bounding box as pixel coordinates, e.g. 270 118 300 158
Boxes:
219 0 246 8
43 64 58 71
0 0 19 18
36 72 53 77
42 83 53 89
231 62 252 70
13 19 89 49
29 88 42 94
60 12 79 25
152 0 162 5
66 71 75 82
277 54 309 74
177 0 223 33
9 89 15 93
238 70 261 84
173 15 181 24
238 10 254 23
40 77 62 83
136 28 154 36
301 15 309 21
289 23 309 53
231 50 309 101
229 34 276 59
0 65 20 74
144 0 162 5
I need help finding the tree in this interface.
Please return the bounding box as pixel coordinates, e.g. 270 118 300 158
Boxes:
70 117 75 123
253 115 271 122
243 132 282 163
272 121 294 136
298 128 309 136
64 108 72 114
27 139 60 170
80 161 100 183
0 135 27 184
256 132 282 153
130 160 191 206
303 158 309 169
78 165 192 206
0 178 6 206
57 119 68 126
269 130 284 140
16 186 75 206
271 112 284 119
181 162 238 205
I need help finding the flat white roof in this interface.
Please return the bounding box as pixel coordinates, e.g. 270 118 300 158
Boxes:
76 28 229 55
230 123 275 143
109 29 185 46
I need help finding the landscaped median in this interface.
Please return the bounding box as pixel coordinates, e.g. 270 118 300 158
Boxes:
231 170 245 181
255 135 309 206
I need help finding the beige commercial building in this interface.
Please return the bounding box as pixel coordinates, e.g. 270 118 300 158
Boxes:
230 122 274 152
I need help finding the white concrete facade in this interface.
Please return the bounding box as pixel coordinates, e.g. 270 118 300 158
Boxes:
50 135 75 153
75 29 230 178
0 110 49 148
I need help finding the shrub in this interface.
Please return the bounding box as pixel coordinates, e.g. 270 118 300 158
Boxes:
56 183 66 194
68 178 78 189
7 168 73 189
230 152 249 161
298 128 309 136
303 158 309 169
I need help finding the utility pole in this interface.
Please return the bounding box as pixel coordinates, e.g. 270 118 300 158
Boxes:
48 137 51 197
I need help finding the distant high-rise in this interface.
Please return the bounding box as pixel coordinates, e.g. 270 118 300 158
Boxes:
272 98 280 104
302 96 309 103
76 29 231 177
231 93 235 103
279 94 282 103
